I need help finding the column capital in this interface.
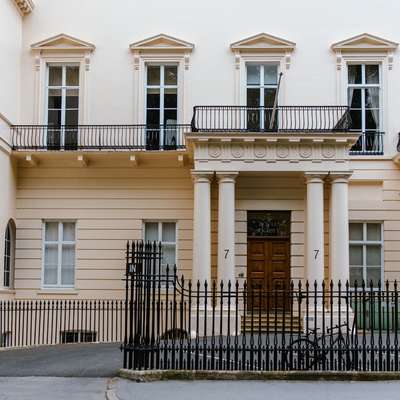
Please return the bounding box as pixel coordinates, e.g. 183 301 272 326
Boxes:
304 172 328 184
216 171 239 183
191 170 214 183
329 171 353 184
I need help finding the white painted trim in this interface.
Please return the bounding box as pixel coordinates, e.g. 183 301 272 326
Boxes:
41 220 77 289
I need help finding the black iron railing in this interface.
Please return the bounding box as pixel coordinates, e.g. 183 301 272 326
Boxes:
0 299 126 347
122 241 400 372
11 124 190 151
350 132 384 155
191 106 351 133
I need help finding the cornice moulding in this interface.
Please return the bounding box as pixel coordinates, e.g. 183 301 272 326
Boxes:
12 0 34 16
31 33 95 52
331 33 398 52
129 33 194 52
230 32 296 53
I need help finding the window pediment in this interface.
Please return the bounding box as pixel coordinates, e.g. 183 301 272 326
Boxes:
230 32 296 53
331 33 398 52
31 33 95 52
129 34 194 52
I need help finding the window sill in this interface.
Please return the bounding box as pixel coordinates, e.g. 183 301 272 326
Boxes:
37 289 79 296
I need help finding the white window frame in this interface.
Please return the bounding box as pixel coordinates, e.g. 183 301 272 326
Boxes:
42 221 76 289
349 222 384 288
145 64 178 125
347 63 382 133
45 64 80 126
245 63 279 130
143 221 178 279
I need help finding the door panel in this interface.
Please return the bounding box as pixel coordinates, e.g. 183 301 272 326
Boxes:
247 238 290 310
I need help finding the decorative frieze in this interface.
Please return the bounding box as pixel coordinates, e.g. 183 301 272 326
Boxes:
13 0 34 16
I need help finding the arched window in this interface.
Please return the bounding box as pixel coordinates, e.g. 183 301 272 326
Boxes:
4 221 15 288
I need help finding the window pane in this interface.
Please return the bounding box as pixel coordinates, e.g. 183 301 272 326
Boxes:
366 245 381 266
146 89 160 108
164 109 177 125
162 244 176 266
264 88 276 108
165 66 177 85
350 266 363 286
145 222 159 241
146 110 160 126
48 110 62 127
264 65 278 85
65 110 79 126
62 244 75 265
44 244 58 285
349 110 362 130
365 88 379 109
349 223 363 240
48 66 62 86
48 89 62 108
247 65 260 85
63 223 75 241
348 89 361 108
45 222 59 241
66 66 79 86
147 66 160 85
367 223 381 241
66 89 79 108
164 88 177 108
247 88 260 107
366 65 379 84
162 223 176 242
366 267 381 286
349 245 363 265
61 266 74 286
365 110 379 130
348 65 362 84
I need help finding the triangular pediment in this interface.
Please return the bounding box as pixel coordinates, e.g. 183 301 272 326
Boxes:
130 34 194 52
31 33 95 51
231 33 296 52
331 33 398 52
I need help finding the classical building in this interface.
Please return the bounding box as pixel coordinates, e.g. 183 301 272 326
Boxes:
1 0 400 301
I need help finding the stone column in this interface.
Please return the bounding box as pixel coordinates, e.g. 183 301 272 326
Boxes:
216 172 238 285
191 171 213 284
305 173 326 285
329 172 352 285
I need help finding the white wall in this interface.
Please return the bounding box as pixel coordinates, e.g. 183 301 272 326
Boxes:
0 0 22 123
18 0 400 154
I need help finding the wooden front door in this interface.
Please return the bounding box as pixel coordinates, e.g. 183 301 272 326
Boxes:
247 238 290 309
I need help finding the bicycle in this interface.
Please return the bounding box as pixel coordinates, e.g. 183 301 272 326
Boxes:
284 319 356 370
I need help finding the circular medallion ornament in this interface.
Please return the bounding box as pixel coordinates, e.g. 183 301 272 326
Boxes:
254 144 267 158
276 144 289 159
322 145 335 159
208 144 222 158
299 145 312 159
231 144 245 158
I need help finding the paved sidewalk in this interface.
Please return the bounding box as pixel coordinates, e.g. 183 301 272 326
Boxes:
112 379 400 400
0 377 107 400
0 343 122 377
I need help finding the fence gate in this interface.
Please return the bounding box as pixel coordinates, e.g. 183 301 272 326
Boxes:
122 240 400 372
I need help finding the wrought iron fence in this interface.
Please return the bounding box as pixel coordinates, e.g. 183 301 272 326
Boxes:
122 241 400 372
349 132 384 155
0 299 126 348
11 124 189 151
191 106 351 133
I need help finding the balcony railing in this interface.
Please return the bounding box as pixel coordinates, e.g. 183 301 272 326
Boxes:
11 124 190 151
349 131 384 156
191 106 351 132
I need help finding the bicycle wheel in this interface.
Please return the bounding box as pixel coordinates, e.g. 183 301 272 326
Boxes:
287 338 322 370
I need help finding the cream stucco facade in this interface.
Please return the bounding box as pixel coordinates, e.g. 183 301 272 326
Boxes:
1 0 400 300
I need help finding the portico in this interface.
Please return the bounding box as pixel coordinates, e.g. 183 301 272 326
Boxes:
187 129 359 287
